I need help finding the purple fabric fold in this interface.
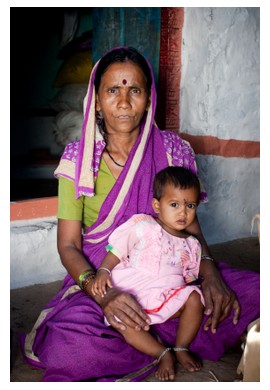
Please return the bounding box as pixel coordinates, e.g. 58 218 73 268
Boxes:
19 262 259 381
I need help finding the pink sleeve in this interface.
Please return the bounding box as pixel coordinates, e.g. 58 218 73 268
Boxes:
106 215 143 262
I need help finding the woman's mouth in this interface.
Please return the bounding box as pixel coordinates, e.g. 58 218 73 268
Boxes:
118 115 130 119
114 114 134 120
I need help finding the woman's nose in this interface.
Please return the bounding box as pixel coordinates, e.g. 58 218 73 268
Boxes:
117 91 131 108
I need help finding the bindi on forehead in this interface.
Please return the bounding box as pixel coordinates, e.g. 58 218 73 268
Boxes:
122 79 127 85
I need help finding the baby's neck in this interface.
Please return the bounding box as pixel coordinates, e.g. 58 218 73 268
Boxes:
155 217 190 238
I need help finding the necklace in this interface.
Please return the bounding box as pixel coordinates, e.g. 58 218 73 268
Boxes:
105 147 125 168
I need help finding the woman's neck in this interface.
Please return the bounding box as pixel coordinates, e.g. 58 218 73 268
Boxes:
105 130 139 156
102 130 140 179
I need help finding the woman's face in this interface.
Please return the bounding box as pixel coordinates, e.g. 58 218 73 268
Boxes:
96 61 150 136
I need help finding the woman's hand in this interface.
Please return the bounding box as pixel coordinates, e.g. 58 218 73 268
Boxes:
185 217 240 332
98 288 151 332
200 260 241 333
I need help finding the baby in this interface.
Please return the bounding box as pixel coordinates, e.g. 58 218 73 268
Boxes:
92 166 205 381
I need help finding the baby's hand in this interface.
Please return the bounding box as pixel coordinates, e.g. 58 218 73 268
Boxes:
91 270 113 297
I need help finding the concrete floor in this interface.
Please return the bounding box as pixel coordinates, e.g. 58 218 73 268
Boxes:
10 236 260 382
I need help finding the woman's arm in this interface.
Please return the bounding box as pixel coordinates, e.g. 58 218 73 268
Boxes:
184 215 210 255
57 219 93 281
57 219 151 332
185 216 240 333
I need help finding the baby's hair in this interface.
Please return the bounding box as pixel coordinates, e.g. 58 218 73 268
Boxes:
153 166 201 201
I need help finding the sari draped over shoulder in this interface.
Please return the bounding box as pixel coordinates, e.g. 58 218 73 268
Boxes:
54 127 202 269
20 47 259 382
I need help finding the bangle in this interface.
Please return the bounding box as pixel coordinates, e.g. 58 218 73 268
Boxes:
77 269 96 289
82 273 96 294
201 255 215 262
98 267 111 275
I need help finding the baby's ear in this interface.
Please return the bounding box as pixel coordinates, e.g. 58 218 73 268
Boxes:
152 198 160 214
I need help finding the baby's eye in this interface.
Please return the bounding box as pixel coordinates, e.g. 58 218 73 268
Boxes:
171 203 178 208
187 203 196 209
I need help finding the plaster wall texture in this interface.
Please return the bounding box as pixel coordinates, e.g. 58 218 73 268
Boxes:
181 7 260 244
10 218 66 289
196 155 259 244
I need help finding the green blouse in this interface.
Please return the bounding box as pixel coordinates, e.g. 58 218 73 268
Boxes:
57 158 116 229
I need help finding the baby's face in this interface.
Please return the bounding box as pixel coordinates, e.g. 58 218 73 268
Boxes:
152 184 198 236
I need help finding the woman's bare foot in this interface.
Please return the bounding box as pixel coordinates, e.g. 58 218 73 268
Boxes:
174 348 201 372
155 349 175 381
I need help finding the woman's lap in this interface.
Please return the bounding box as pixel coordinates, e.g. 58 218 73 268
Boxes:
30 289 154 381
24 262 260 381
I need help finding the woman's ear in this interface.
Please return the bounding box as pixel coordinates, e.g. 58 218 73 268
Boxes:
96 95 101 111
145 95 151 112
152 198 160 214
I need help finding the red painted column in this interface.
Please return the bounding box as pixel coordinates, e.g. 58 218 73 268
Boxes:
156 7 184 132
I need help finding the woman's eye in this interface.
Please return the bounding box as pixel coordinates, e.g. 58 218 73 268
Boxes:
108 88 117 93
131 88 140 94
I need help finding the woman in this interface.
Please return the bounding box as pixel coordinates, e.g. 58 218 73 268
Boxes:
20 47 259 382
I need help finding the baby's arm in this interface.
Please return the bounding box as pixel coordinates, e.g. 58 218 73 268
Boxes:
91 270 112 297
91 252 120 297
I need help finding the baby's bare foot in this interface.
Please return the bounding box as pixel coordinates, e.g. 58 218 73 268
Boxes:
174 348 201 372
155 349 175 381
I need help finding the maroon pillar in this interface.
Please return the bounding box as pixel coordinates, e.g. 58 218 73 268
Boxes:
156 7 184 132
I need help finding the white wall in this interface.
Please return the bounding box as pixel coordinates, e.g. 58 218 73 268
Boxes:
180 7 260 244
10 217 66 289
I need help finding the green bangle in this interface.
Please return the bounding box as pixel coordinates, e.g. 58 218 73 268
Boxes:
82 273 96 295
77 269 95 289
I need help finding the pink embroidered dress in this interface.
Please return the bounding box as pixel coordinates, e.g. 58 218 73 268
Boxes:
107 214 204 325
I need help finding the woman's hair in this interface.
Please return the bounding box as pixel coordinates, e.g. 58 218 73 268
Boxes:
94 47 152 93
153 166 201 201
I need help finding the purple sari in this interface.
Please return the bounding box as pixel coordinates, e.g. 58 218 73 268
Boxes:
20 47 259 382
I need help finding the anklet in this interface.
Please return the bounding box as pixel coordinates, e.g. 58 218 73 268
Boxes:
157 347 171 363
173 347 189 352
